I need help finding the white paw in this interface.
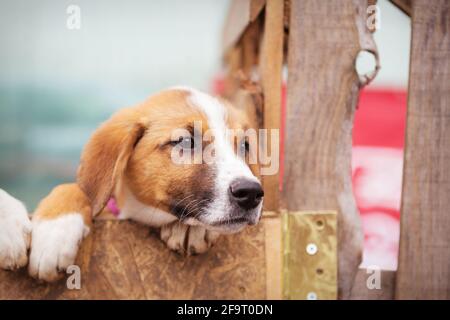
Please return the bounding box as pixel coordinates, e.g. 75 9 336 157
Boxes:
28 213 89 282
160 223 219 255
0 189 32 270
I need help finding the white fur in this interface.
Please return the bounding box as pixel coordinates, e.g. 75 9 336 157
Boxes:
184 88 261 228
0 189 32 270
118 184 177 227
28 213 89 282
117 184 220 253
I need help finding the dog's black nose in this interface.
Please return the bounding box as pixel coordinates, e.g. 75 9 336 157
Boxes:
229 178 264 210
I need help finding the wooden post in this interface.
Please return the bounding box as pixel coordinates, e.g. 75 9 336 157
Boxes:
395 0 450 300
260 0 284 212
222 0 266 54
259 0 284 301
283 0 378 299
221 1 284 299
389 0 412 16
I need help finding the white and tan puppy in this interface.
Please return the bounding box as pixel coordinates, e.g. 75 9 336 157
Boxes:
0 87 263 282
0 189 32 270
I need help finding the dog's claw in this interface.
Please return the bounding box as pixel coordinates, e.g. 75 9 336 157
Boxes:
160 223 219 255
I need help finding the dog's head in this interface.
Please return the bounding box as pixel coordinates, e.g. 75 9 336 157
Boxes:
77 87 263 233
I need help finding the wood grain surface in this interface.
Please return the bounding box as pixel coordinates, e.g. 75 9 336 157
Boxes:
395 0 450 300
260 0 284 212
283 0 377 298
0 220 266 300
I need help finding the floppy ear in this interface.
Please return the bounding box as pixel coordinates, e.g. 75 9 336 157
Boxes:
77 108 148 216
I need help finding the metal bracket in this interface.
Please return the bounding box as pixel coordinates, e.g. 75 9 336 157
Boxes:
283 210 338 300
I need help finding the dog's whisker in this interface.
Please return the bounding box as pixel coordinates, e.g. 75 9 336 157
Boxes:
185 199 204 217
185 199 209 220
179 198 198 222
174 194 194 209
189 198 211 214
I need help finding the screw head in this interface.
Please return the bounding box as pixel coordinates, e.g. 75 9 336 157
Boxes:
306 243 318 255
307 292 317 300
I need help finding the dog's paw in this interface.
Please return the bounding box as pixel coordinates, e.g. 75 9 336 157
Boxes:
160 223 219 256
29 213 89 282
186 225 220 255
0 189 32 270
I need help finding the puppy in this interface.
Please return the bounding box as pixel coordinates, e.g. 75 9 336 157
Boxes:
0 87 263 282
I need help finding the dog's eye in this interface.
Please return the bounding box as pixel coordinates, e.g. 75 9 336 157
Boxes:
172 136 195 149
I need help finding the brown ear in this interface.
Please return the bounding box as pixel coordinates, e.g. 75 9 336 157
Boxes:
77 108 148 216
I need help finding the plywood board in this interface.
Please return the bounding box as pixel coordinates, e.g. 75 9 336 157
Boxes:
0 220 266 299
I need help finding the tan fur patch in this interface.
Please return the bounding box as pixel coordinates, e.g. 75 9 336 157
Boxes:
33 183 92 226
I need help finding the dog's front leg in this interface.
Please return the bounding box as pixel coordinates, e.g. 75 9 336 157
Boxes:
0 189 32 270
160 223 219 256
28 184 91 282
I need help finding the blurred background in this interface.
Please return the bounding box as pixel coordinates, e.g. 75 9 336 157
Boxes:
0 0 229 206
0 0 410 270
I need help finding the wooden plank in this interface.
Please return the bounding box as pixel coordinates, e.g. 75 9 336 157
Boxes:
395 0 450 300
222 45 244 99
250 0 266 22
283 211 337 300
222 17 262 101
222 0 265 54
241 20 261 75
389 0 412 16
264 215 283 299
260 0 284 211
0 220 267 299
223 0 251 53
350 268 396 300
284 0 378 299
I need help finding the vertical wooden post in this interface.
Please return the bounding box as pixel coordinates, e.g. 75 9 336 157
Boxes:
395 0 450 300
260 0 284 212
283 0 377 299
260 0 284 300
